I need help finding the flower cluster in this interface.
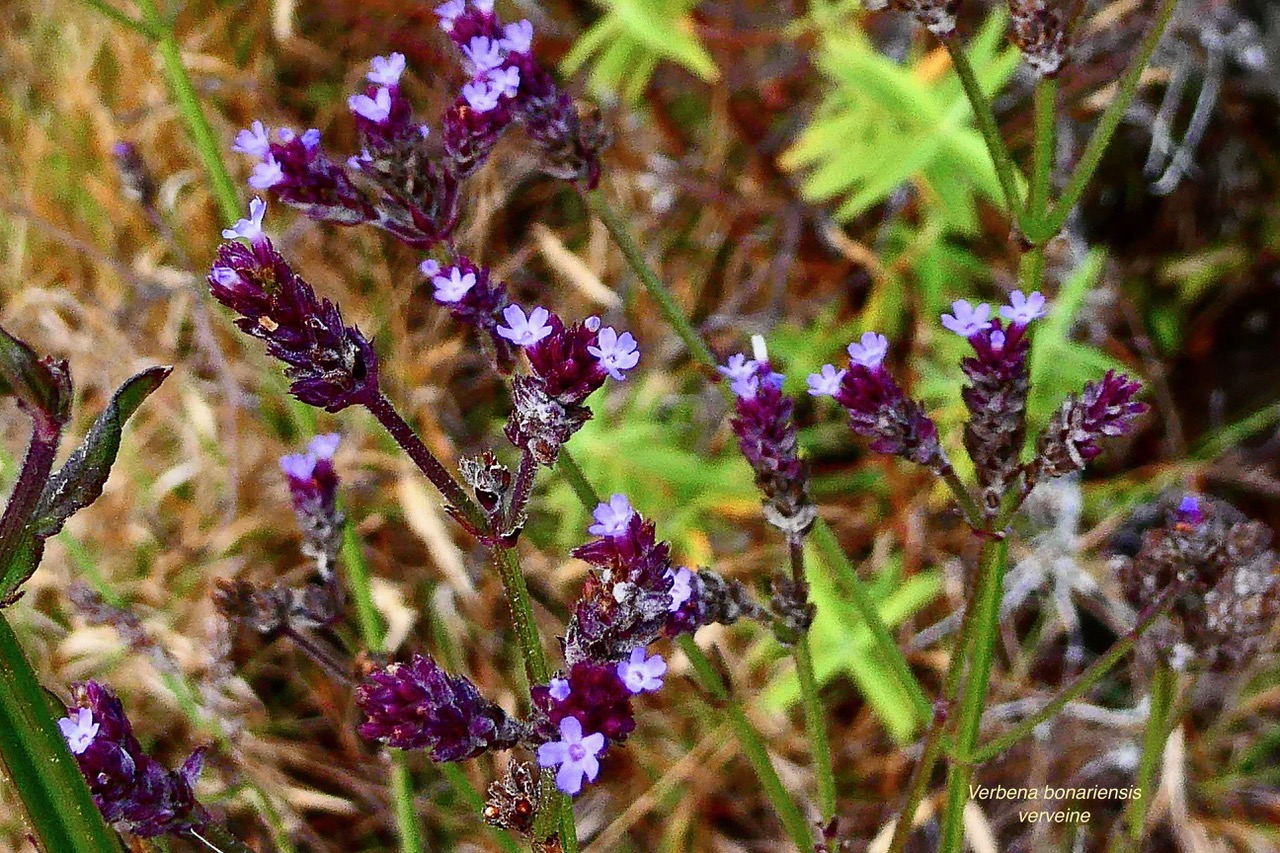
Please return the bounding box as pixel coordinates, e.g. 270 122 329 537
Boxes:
1007 0 1073 77
208 199 379 412
60 681 208 838
421 256 516 368
1117 495 1280 672
357 494 760 798
280 433 344 560
230 3 606 252
504 311 640 466
810 331 946 470
811 292 1146 526
720 344 816 538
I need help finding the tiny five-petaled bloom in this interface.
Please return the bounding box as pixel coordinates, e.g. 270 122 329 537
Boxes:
349 87 393 123
58 708 99 755
249 156 284 190
587 327 640 381
463 36 505 73
368 52 406 86
847 331 889 368
232 120 271 157
548 677 571 701
537 716 605 796
941 299 993 337
221 196 268 241
500 20 534 53
462 81 502 112
495 304 553 346
432 268 477 303
807 364 847 397
589 494 635 537
617 647 666 694
999 290 1048 325
718 353 756 383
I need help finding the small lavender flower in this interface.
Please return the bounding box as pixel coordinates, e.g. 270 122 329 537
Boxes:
496 304 554 346
63 681 208 837
209 199 380 411
941 299 993 338
1177 494 1205 526
548 677 571 701
807 364 846 397
232 120 272 157
500 19 534 53
463 36 505 73
368 52 406 85
58 708 99 754
589 494 635 537
357 655 524 760
433 267 477 303
718 353 756 383
248 155 285 190
847 331 889 368
587 327 640 381
488 66 521 98
435 0 466 29
537 717 605 796
532 660 636 743
666 567 693 611
349 87 393 123
462 80 503 113
999 289 1048 325
616 647 666 694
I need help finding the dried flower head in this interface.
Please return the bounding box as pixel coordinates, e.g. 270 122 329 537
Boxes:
1007 0 1074 77
1029 370 1146 485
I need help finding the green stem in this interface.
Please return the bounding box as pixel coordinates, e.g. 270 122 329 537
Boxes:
492 546 549 685
937 537 1010 853
135 0 242 224
586 192 719 370
1040 0 1179 240
389 758 425 853
1025 77 1057 237
969 583 1180 763
939 464 982 531
557 451 600 510
679 636 815 850
942 40 1024 219
75 0 159 38
0 614 122 853
1111 661 1177 853
793 634 835 822
809 520 931 726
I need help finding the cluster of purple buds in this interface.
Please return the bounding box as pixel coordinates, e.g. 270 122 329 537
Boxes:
208 199 380 412
809 330 946 470
862 0 962 38
357 494 758 799
1007 0 1074 76
436 0 607 185
280 433 344 561
811 291 1146 523
503 309 640 466
420 256 517 371
60 682 208 838
719 338 817 538
1118 495 1280 671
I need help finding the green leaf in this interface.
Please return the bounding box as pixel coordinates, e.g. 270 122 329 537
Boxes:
0 323 71 427
0 366 171 602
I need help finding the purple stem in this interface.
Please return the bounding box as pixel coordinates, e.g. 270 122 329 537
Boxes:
0 413 62 573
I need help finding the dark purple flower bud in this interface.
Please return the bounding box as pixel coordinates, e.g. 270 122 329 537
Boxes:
280 433 345 564
724 350 816 537
357 654 524 760
829 333 946 469
1029 370 1146 484
442 97 516 178
208 201 380 412
958 318 1031 516
61 681 208 838
531 660 635 745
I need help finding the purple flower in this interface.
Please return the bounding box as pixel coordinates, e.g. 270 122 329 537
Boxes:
496 304 553 346
221 196 268 242
58 708 99 755
435 0 466 29
500 19 534 53
548 677 571 701
299 128 322 150
718 353 757 383
729 359 815 534
461 80 502 112
463 36 505 73
357 655 523 760
835 354 945 468
959 320 1032 515
348 87 393 123
532 660 637 742
847 331 889 368
616 647 666 694
589 494 635 537
432 267 477 304
999 290 1048 325
279 452 317 483
587 327 640 381
537 717 605 796
280 434 342 536
807 364 847 397
666 567 693 611
248 156 285 190
232 120 271 157
419 259 441 278
368 52 406 86
64 681 208 837
487 66 521 99
941 299 993 338
1031 370 1147 481
1177 494 1205 526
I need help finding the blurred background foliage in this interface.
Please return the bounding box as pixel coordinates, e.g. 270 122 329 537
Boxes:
3 0 1280 849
